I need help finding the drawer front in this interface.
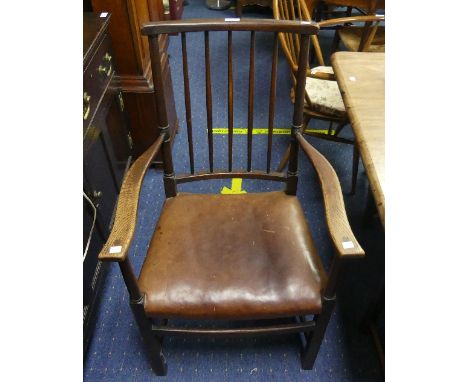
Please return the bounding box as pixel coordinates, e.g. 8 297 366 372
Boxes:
83 124 119 232
83 33 114 130
170 0 184 19
83 194 105 306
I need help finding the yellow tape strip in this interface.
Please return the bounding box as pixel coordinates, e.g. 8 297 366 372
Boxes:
211 128 335 135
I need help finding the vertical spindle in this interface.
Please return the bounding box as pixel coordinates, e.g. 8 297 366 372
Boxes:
181 32 195 174
267 33 278 173
205 31 214 173
247 31 255 172
228 31 234 172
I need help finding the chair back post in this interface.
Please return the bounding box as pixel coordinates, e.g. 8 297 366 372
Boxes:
286 32 309 195
148 35 177 198
358 18 380 51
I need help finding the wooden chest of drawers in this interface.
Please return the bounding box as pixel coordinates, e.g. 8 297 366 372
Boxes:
83 12 132 354
89 0 179 160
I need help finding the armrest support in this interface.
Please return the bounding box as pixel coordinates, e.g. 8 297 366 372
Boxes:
307 70 336 81
98 134 165 262
317 15 384 29
297 133 364 258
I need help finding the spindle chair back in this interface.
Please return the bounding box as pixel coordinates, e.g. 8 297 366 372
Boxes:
97 19 364 376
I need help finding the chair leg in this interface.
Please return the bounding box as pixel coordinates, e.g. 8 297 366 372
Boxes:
301 297 336 370
130 299 167 376
334 121 347 137
351 144 359 195
331 30 340 54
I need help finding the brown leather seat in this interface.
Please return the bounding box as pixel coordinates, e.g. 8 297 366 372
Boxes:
138 191 327 320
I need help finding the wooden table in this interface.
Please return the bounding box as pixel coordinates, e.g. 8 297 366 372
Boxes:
331 52 385 227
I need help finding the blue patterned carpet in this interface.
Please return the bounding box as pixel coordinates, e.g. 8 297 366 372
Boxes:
84 1 385 380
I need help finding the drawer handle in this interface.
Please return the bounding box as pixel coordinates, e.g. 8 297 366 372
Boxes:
98 53 113 77
83 92 91 120
98 63 112 77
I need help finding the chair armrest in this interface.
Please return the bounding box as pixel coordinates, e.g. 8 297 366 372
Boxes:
297 133 364 258
98 134 165 262
317 15 384 29
307 70 336 81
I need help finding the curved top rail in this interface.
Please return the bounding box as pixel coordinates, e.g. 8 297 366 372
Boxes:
141 18 319 36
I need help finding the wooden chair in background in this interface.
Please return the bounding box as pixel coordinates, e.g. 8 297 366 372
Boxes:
98 19 364 375
236 0 273 17
310 0 384 21
324 0 385 53
273 0 384 193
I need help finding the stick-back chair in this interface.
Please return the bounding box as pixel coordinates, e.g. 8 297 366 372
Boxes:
323 0 385 53
97 19 364 376
273 0 384 193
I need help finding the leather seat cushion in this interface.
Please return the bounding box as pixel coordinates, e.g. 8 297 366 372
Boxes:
138 191 326 319
305 66 347 118
338 26 385 53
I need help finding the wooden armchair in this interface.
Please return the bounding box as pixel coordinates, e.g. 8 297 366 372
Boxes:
98 19 364 376
273 0 383 193
324 0 385 53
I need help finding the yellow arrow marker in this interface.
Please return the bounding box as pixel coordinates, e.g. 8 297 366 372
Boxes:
211 128 335 135
221 178 247 194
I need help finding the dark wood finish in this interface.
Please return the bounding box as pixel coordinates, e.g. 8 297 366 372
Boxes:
286 33 309 195
310 0 384 22
247 31 255 172
181 32 194 174
119 258 142 302
361 281 385 370
323 0 384 13
83 12 132 354
97 19 363 376
148 35 177 198
152 321 316 337
228 31 234 172
237 0 272 17
175 170 287 184
167 0 184 20
130 298 167 375
267 33 278 173
89 0 178 161
204 31 214 173
141 19 319 35
301 297 335 368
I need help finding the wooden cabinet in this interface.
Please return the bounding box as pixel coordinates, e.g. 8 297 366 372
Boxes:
90 0 179 161
163 0 184 20
83 12 132 354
